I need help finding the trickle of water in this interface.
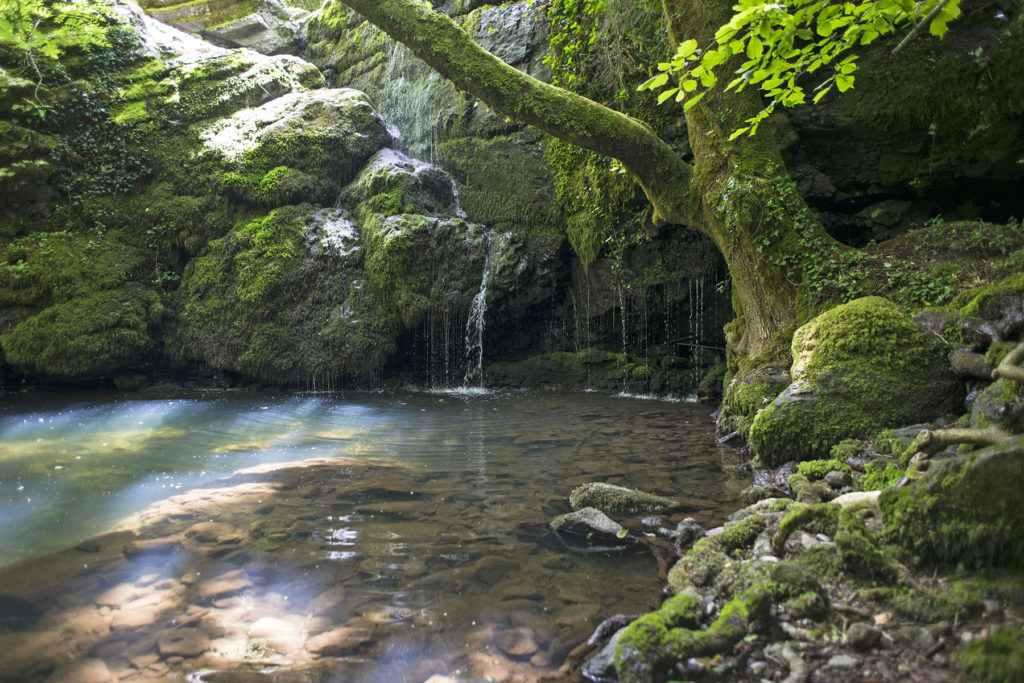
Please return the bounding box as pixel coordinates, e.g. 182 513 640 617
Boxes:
463 234 493 387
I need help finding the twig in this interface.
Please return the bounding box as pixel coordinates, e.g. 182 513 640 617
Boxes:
892 0 952 56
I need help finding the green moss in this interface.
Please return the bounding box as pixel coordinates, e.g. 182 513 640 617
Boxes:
719 363 789 438
970 378 1023 432
859 460 904 490
750 297 958 465
797 457 852 480
951 272 1024 318
1 284 162 376
958 627 1024 682
668 515 767 591
772 503 840 555
880 436 1024 567
835 503 904 580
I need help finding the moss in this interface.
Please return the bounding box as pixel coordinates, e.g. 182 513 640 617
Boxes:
668 515 767 591
970 377 1023 432
772 503 840 555
984 341 1017 369
797 457 852 480
719 363 789 438
787 473 834 503
835 503 904 580
958 627 1024 682
1 284 162 377
880 436 1024 567
951 272 1024 318
859 460 904 490
750 297 959 465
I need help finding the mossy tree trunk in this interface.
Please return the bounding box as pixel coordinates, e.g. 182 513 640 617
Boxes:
335 0 840 360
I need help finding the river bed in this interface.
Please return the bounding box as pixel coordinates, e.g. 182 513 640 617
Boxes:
0 390 745 682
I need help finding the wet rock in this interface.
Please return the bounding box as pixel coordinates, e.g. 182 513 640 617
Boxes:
549 507 634 551
44 658 112 683
582 628 623 682
158 630 209 657
195 570 253 601
896 625 937 653
665 518 706 555
305 626 373 656
186 522 237 544
569 482 683 516
951 349 995 380
970 378 1024 433
824 470 853 489
248 616 302 654
466 556 520 584
847 622 883 651
496 627 539 658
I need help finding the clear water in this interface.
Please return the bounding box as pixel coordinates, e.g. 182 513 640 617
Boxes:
0 390 745 681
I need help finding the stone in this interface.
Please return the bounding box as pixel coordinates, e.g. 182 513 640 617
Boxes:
750 297 960 465
569 482 683 516
194 570 253 601
581 628 623 682
202 0 309 55
828 653 860 668
44 658 112 683
549 507 633 551
824 470 853 489
158 630 209 658
248 616 302 654
305 627 373 656
896 625 937 653
951 349 995 380
847 622 883 651
495 627 539 658
667 518 706 555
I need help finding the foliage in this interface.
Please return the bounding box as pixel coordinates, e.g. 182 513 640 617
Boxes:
640 0 962 136
0 0 111 86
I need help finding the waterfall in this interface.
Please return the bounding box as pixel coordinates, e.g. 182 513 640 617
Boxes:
463 234 493 387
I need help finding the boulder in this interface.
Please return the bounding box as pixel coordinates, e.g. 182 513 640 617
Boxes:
880 435 1024 567
569 482 683 517
549 507 634 551
749 297 960 465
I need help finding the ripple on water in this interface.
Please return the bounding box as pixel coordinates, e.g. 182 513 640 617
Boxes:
0 391 745 681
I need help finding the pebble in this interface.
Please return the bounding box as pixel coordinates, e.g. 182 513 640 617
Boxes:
824 470 853 489
846 622 882 651
496 627 540 658
827 654 860 668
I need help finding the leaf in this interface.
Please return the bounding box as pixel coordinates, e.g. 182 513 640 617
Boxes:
638 73 669 91
683 91 706 111
657 87 680 104
746 36 763 59
836 73 854 91
679 38 699 58
728 126 750 140
812 84 833 103
682 79 698 92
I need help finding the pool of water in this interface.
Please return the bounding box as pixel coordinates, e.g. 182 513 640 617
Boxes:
0 389 746 681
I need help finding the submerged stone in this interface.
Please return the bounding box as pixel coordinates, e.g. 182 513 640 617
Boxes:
569 482 683 516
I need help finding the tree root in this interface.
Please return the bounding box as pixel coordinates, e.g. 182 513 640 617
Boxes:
907 426 1012 457
993 340 1024 383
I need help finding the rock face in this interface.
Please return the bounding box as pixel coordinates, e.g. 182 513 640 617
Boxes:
569 482 683 517
140 0 308 55
749 297 960 464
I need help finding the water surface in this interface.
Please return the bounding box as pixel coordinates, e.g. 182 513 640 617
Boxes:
0 390 744 681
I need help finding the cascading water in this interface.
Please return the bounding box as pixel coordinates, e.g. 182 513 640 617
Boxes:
463 234 493 387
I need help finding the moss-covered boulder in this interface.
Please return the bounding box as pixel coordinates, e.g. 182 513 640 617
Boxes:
749 297 959 465
203 88 389 207
172 204 391 383
718 363 791 438
569 482 683 517
549 507 634 552
880 435 1024 567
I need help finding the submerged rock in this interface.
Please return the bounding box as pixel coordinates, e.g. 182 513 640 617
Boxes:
569 482 683 517
750 297 960 465
549 507 634 551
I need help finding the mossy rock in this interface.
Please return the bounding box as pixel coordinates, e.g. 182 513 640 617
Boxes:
1 284 163 377
172 204 393 383
880 435 1024 568
343 148 462 221
970 377 1024 432
718 363 790 438
569 482 683 517
749 297 959 465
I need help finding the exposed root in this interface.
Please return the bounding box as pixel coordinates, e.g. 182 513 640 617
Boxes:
907 426 1011 457
993 341 1024 383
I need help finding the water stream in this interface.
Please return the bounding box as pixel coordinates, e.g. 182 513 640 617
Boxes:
0 390 745 681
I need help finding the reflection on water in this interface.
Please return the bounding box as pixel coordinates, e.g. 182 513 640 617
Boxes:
0 390 745 681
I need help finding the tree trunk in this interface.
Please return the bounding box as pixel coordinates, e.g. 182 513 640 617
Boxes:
333 0 841 359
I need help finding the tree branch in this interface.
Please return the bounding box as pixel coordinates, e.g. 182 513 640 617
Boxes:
332 0 698 226
892 0 952 56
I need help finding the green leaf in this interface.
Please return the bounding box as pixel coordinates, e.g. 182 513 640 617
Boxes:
681 79 698 92
728 126 750 140
835 73 854 91
812 85 833 103
683 91 706 111
746 36 763 59
638 73 669 91
679 38 699 58
657 87 680 104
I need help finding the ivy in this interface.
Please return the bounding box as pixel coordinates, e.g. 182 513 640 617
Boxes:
640 0 962 135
